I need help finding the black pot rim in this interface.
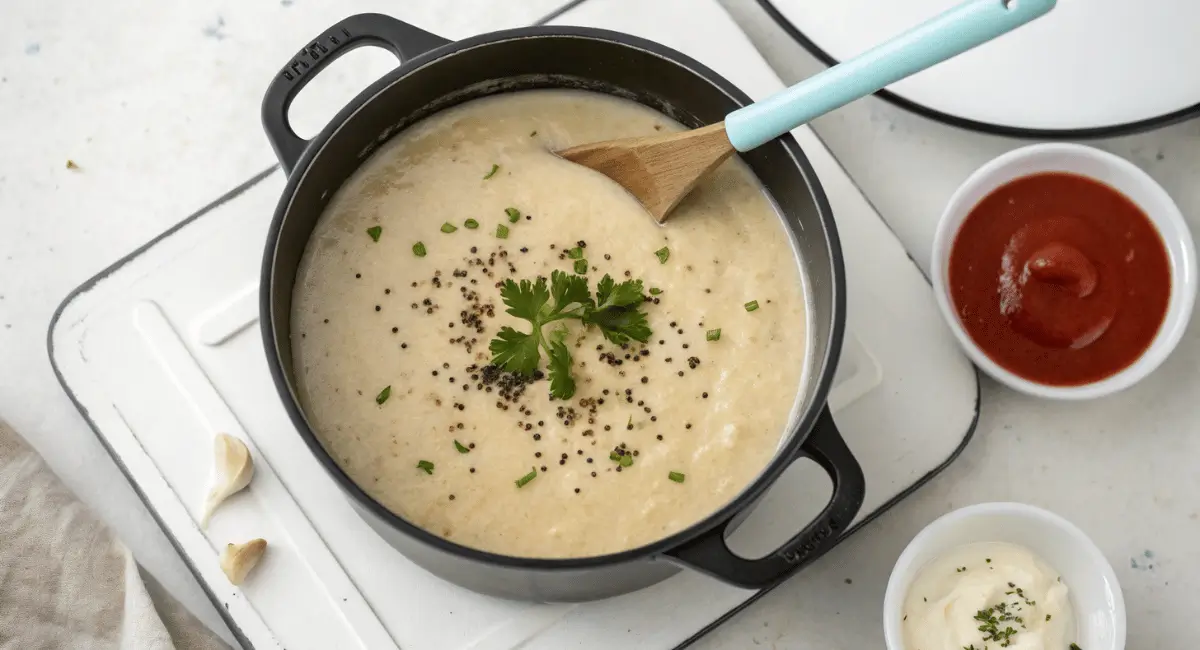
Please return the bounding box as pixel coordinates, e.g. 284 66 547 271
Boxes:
755 0 1200 140
262 24 846 571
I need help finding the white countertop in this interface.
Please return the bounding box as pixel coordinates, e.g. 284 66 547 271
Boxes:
3 0 1198 647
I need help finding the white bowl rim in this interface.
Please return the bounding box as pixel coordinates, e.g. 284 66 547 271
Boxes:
882 501 1127 650
930 142 1197 400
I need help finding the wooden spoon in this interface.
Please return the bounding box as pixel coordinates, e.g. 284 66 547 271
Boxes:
558 0 1056 223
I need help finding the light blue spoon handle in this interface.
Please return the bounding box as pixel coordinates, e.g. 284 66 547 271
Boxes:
725 0 1055 151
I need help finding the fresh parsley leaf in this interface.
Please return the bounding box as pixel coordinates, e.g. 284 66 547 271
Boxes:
547 340 575 399
595 274 615 306
706 328 721 341
649 287 663 295
499 278 551 321
595 275 644 309
366 226 382 242
654 246 670 263
573 259 588 274
567 246 584 260
489 326 540 375
412 242 427 257
549 270 591 312
588 305 651 345
496 224 509 239
416 460 434 474
464 218 479 229
505 207 521 223
441 222 457 233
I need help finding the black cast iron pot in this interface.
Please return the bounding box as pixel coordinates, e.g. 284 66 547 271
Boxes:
260 13 866 602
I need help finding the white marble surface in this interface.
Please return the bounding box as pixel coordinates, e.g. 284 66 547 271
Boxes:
2 0 1198 647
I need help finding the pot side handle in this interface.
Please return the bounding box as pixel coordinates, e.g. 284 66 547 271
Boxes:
261 13 450 174
665 407 865 589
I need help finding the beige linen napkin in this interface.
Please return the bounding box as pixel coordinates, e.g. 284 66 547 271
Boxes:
0 420 229 650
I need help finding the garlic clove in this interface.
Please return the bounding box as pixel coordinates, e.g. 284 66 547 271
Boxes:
220 538 267 585
200 433 254 529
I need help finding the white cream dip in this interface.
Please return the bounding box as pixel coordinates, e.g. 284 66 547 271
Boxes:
902 541 1077 650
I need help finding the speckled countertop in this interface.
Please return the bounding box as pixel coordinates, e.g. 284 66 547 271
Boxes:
3 0 1198 647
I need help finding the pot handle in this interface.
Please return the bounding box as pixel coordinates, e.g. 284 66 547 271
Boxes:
665 407 865 589
261 13 450 173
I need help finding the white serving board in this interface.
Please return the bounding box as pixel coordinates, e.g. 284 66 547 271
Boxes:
48 0 978 647
759 0 1200 134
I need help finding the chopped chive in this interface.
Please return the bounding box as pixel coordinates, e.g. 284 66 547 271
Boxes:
416 460 434 475
706 328 721 341
567 247 584 260
515 467 537 488
619 454 633 467
505 207 521 223
412 242 427 257
375 386 391 405
573 259 588 274
483 164 499 179
649 288 663 295
366 226 382 242
454 440 470 454
495 224 509 239
609 451 621 462
441 222 458 234
464 218 479 229
744 300 759 312
654 246 670 264
668 471 685 483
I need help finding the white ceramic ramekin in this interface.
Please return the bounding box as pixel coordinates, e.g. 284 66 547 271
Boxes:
931 143 1196 400
883 502 1126 650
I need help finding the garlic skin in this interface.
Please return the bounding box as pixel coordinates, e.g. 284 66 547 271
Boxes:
200 433 254 528
220 538 267 585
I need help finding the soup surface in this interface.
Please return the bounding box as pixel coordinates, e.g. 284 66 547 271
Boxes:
291 90 809 558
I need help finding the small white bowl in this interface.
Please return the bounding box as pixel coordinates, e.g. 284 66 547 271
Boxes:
931 143 1197 400
883 502 1125 650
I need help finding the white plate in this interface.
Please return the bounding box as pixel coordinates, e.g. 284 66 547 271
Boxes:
759 0 1200 136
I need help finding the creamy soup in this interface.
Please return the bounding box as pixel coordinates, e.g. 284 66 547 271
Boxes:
291 90 809 558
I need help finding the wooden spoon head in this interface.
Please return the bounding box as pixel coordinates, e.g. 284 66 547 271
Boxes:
556 122 734 224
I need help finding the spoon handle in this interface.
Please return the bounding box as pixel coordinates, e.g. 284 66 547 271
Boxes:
725 0 1055 151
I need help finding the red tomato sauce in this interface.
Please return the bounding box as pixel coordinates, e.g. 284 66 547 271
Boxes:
948 172 1171 385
